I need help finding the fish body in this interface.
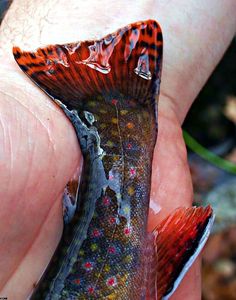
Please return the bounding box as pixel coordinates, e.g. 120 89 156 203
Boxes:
13 20 213 299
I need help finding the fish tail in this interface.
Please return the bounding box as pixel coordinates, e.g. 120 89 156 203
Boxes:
143 206 214 300
12 20 162 111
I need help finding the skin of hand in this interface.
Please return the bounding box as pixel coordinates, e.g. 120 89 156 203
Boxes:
0 1 235 299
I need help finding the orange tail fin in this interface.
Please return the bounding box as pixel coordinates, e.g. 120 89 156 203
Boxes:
12 20 163 110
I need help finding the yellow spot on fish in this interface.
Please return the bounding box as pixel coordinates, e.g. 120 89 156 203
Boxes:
100 123 107 129
89 101 96 107
120 274 129 286
127 186 135 196
79 250 85 256
123 255 132 263
98 257 103 263
120 110 128 116
91 243 98 251
123 205 130 214
107 140 114 147
106 293 117 300
111 130 118 136
111 117 118 124
113 155 119 161
104 264 111 272
100 109 107 114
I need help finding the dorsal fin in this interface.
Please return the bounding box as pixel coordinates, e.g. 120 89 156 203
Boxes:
13 20 162 110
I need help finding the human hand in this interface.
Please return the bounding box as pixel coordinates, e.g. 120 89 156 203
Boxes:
0 1 235 299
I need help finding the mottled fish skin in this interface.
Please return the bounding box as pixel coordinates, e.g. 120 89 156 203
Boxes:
12 20 214 300
13 20 163 299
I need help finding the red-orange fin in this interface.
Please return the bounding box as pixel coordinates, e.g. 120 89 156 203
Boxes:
12 20 162 109
63 179 79 224
152 206 214 300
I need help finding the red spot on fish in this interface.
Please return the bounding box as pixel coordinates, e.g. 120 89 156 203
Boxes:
111 99 118 105
109 174 114 180
87 286 95 294
108 246 116 254
109 217 116 225
74 278 81 285
103 196 110 206
127 143 132 150
126 122 134 129
124 227 132 236
130 168 136 176
92 229 101 238
106 276 117 287
83 261 93 271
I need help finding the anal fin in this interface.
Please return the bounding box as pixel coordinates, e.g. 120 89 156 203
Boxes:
146 206 214 300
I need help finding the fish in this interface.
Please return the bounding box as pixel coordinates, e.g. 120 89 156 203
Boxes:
13 20 214 300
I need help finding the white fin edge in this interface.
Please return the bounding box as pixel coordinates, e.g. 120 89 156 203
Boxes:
162 213 215 300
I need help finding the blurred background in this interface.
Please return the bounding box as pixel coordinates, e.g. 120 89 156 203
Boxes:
1 1 236 299
183 37 236 299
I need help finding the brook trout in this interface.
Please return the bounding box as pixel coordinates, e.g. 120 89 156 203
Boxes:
13 20 213 300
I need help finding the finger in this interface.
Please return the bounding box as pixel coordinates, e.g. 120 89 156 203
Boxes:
0 194 64 299
148 105 193 228
147 109 198 300
0 70 81 291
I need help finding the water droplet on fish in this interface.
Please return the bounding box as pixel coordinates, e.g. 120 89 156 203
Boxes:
134 53 152 80
78 41 112 74
84 111 95 125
